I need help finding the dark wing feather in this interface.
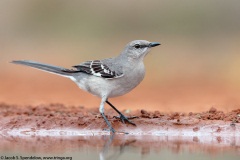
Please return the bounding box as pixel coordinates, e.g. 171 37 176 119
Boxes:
62 60 123 79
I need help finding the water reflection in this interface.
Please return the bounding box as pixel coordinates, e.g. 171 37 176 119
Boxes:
0 134 239 160
100 134 137 160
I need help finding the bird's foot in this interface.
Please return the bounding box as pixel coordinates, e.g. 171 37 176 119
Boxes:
103 128 129 134
103 127 116 134
113 114 138 126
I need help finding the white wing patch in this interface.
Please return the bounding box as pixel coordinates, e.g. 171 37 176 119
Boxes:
62 60 124 79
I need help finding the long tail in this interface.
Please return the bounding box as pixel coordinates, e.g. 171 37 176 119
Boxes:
11 60 73 77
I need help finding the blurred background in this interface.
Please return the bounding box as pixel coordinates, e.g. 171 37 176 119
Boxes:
1 0 240 112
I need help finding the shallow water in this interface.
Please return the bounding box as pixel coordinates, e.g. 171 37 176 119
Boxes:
0 134 239 160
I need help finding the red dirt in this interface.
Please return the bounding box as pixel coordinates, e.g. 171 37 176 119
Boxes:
0 103 240 155
0 103 239 134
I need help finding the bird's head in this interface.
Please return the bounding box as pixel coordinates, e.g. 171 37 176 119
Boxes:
122 40 160 60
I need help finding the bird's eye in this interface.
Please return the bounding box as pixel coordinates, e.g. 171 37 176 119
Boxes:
134 44 141 49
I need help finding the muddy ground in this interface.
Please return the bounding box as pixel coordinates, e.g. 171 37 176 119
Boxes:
0 103 240 155
0 103 239 135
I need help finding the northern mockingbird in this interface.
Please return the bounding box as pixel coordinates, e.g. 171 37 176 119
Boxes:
11 40 160 133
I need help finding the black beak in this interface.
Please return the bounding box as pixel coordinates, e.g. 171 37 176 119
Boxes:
149 42 161 48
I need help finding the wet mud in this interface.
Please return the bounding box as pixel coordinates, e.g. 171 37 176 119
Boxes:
0 103 239 157
0 103 239 136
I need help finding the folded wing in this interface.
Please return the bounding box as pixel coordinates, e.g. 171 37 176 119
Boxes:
62 60 124 79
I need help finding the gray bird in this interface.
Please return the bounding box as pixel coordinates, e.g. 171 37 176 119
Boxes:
11 40 160 133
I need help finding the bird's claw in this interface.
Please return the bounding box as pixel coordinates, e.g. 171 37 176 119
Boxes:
103 128 129 134
103 127 116 134
113 115 138 126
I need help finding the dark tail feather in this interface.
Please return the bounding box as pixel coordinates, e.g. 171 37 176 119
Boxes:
11 60 73 77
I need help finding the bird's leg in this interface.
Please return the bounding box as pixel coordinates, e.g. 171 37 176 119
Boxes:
100 97 115 134
106 100 137 126
101 113 115 133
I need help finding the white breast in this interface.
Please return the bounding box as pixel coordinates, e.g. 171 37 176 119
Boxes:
107 61 145 97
